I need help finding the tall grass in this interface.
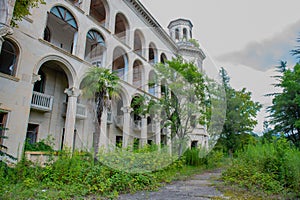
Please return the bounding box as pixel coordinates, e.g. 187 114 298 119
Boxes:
222 137 300 197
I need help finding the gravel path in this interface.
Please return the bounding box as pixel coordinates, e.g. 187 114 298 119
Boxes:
118 169 227 200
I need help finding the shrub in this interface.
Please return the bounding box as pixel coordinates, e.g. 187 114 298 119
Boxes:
222 137 300 196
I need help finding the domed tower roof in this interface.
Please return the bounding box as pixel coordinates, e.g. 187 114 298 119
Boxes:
167 18 193 29
167 18 194 43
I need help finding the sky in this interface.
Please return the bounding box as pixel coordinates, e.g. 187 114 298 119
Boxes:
139 0 300 133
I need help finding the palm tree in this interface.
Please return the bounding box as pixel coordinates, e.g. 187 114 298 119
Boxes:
81 67 119 155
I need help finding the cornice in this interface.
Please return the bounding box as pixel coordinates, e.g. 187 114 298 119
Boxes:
167 18 193 29
124 0 178 53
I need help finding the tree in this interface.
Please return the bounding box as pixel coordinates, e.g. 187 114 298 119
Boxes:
217 68 261 153
268 63 300 147
12 0 45 27
81 67 119 154
140 57 207 157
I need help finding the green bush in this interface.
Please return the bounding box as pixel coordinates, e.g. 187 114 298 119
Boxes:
1 146 199 199
222 137 300 196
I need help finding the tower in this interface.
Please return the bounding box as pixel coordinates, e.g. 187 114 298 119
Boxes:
168 18 193 43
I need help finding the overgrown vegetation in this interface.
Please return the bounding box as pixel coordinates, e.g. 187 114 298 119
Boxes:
222 137 300 198
12 0 45 27
0 145 223 199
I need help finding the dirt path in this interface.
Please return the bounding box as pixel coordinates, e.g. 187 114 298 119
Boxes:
118 169 227 200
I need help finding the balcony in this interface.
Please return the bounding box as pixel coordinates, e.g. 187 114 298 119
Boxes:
62 102 87 119
31 91 54 112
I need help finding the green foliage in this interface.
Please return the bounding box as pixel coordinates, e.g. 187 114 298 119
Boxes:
222 138 300 197
188 38 200 48
0 145 215 199
81 67 120 154
268 63 300 147
24 139 54 152
98 144 177 173
12 0 45 27
183 148 225 168
0 111 17 161
146 58 207 156
218 68 261 153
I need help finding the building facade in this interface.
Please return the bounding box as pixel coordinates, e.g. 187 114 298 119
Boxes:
0 0 208 160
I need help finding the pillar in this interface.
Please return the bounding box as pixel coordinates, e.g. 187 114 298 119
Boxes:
63 87 81 151
154 115 161 146
141 116 147 147
121 106 132 148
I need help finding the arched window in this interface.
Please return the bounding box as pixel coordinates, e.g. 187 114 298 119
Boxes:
133 60 143 88
85 30 106 66
134 30 144 56
175 28 179 41
115 13 129 44
112 47 128 80
148 70 157 96
160 53 167 64
90 0 107 26
148 43 157 64
183 28 187 40
46 6 78 53
0 39 18 76
50 6 77 29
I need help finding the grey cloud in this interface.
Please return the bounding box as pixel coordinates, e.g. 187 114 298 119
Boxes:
217 20 300 71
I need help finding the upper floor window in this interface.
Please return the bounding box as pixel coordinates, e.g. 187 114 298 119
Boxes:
46 6 78 54
148 43 157 64
50 6 77 29
90 0 108 27
85 30 106 67
0 39 18 76
183 28 187 40
115 13 129 44
134 30 145 57
160 53 167 64
175 28 180 41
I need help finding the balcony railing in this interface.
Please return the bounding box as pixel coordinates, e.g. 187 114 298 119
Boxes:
62 102 87 119
31 91 54 112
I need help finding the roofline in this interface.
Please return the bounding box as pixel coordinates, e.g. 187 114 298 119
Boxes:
124 0 178 52
167 18 193 29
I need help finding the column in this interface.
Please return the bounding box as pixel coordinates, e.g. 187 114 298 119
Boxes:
121 106 132 148
154 115 161 146
63 87 81 151
166 126 172 154
141 116 147 147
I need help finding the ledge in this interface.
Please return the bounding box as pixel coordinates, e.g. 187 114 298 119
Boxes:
0 72 20 82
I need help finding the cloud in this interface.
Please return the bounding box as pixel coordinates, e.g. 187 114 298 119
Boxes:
217 20 300 71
